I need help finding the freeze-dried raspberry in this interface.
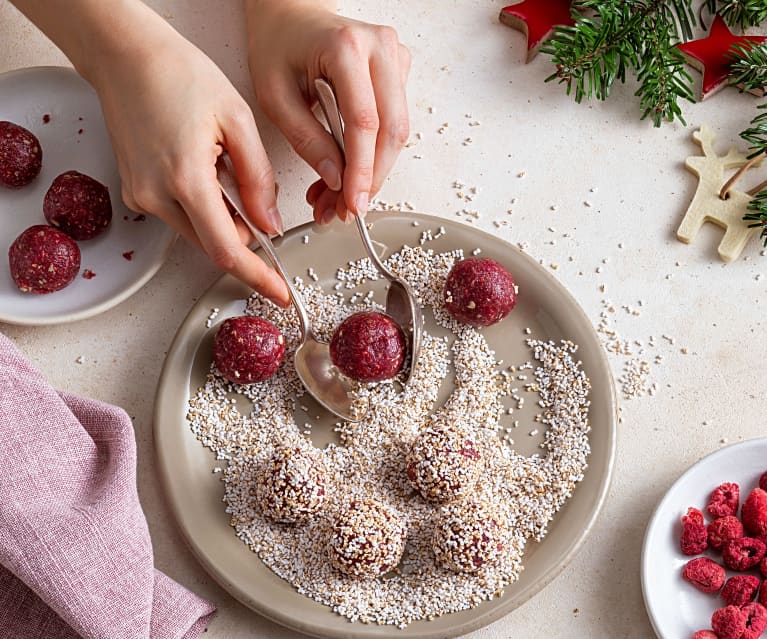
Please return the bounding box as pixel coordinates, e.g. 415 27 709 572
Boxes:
709 516 745 551
761 556 767 580
760 472 767 493
707 482 740 518
743 489 767 539
712 605 749 639
721 575 760 606
691 632 718 639
722 537 767 571
682 507 709 555
443 257 517 327
759 581 767 607
683 557 726 593
742 602 767 639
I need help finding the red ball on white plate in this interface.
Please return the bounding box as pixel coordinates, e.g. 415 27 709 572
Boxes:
0 121 42 188
44 170 112 240
444 257 517 327
8 225 80 294
213 316 286 384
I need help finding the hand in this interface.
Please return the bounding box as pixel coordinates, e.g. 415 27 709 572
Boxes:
246 0 411 225
86 11 290 305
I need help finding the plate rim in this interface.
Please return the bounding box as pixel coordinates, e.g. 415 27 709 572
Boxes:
154 210 618 638
640 437 767 639
0 65 177 326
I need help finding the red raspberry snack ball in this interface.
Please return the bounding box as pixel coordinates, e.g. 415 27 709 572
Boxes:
405 424 482 503
681 507 708 555
722 537 766 571
328 499 406 578
712 606 749 639
691 632 718 639
254 446 326 524
0 121 42 188
44 170 112 240
707 482 740 518
682 557 726 593
213 316 286 384
721 575 761 607
759 471 767 492
743 488 767 539
443 257 517 327
709 515 745 551
741 603 767 639
329 311 405 382
432 498 512 573
8 225 80 294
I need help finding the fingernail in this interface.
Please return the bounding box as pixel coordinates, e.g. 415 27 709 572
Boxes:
344 210 355 225
355 192 369 218
318 159 342 192
323 208 336 224
267 206 284 236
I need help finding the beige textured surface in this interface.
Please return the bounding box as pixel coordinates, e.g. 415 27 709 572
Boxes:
2 2 767 638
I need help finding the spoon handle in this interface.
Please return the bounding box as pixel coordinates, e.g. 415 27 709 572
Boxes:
313 78 399 283
216 155 312 339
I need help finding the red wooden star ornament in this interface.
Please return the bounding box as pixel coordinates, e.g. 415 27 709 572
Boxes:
676 15 767 99
499 0 576 63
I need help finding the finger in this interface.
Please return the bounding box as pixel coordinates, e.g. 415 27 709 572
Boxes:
313 187 341 225
329 53 379 217
306 179 325 206
368 48 410 196
259 76 344 193
175 172 290 306
398 43 411 87
220 106 284 236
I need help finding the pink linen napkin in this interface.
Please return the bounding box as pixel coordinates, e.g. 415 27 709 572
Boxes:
0 333 216 639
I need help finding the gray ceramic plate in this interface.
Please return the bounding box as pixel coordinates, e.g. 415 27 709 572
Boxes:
0 67 175 325
154 211 617 638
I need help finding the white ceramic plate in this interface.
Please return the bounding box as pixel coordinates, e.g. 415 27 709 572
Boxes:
155 212 617 639
0 66 175 325
642 438 767 638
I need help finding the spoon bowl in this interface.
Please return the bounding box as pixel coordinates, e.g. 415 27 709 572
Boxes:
314 78 424 380
216 155 364 422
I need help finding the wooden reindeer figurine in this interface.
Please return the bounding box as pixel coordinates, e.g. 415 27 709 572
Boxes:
677 125 762 262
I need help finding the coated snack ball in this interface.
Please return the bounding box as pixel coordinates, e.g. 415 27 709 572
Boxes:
329 311 405 382
43 170 112 240
743 488 767 539
712 605 749 639
708 515 745 551
405 424 482 503
682 557 726 593
721 574 761 607
254 447 326 524
328 500 407 578
681 507 709 555
432 498 511 573
0 121 42 188
213 316 286 384
741 602 767 639
443 257 517 327
707 482 740 519
722 537 767 572
8 225 80 294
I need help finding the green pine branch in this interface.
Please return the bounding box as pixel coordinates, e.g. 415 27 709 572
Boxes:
541 0 696 127
706 0 767 29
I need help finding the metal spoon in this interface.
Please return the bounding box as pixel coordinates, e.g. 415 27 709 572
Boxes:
313 78 423 382
216 155 365 422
